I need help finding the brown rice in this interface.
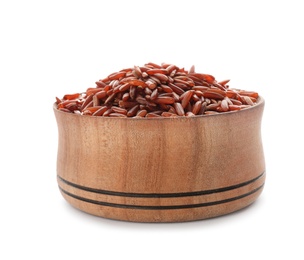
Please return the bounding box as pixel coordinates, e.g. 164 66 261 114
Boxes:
55 62 259 117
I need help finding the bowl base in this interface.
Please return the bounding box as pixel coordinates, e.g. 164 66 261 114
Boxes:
58 172 265 222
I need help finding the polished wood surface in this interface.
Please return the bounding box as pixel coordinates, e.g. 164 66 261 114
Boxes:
54 97 265 222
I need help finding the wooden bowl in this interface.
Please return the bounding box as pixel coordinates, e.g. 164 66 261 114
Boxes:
54 97 265 222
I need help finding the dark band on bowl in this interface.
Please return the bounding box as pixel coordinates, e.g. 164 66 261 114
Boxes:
57 172 265 210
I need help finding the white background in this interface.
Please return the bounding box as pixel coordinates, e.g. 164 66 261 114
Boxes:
1 0 303 259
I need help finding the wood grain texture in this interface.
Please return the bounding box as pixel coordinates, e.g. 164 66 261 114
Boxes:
54 97 265 222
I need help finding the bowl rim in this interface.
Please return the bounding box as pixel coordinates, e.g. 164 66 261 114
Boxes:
53 96 264 120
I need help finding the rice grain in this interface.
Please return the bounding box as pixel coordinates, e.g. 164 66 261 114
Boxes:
56 62 259 117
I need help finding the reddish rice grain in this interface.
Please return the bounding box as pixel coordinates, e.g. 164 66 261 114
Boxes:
93 106 108 116
136 109 148 117
220 99 229 112
174 102 185 116
181 90 194 109
56 62 259 117
155 96 175 105
109 113 127 117
161 111 177 117
192 100 202 115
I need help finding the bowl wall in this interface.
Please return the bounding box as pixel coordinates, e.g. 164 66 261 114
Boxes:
54 98 265 222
